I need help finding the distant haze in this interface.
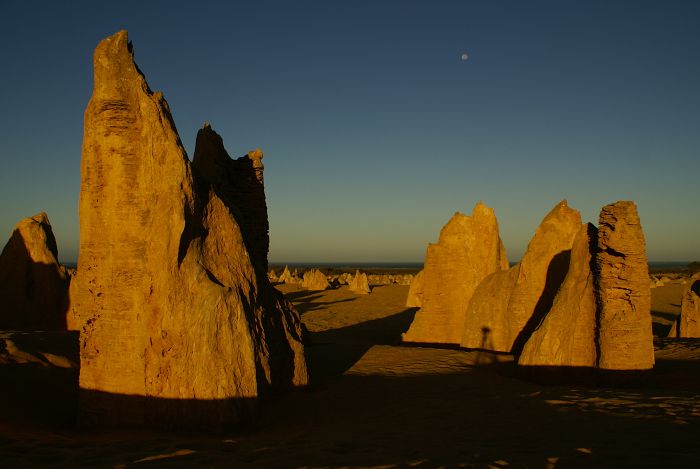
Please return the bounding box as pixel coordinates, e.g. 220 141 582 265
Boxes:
0 1 698 264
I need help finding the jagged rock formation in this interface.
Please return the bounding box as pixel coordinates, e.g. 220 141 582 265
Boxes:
301 269 330 291
192 124 269 274
403 203 508 345
0 213 70 330
518 223 598 367
405 270 424 308
596 201 654 370
676 278 700 337
347 270 371 294
278 266 294 284
461 200 581 352
71 31 307 429
267 269 279 282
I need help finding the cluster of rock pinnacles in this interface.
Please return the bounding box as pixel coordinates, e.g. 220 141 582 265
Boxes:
403 199 661 374
2 30 700 429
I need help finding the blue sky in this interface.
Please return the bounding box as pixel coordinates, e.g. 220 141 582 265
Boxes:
0 1 698 263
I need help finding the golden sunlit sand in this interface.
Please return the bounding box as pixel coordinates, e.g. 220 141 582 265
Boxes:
1 280 699 467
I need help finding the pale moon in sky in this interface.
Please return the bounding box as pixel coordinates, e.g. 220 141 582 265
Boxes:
461 53 469 61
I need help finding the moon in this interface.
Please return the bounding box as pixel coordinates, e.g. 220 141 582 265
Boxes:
461 53 469 61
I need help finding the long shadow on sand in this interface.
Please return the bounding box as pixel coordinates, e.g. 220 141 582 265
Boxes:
305 308 417 384
282 289 358 315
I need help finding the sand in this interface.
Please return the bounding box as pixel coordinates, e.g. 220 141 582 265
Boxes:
0 281 699 467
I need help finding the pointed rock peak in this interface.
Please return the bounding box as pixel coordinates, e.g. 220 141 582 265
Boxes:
0 212 69 330
248 148 263 159
202 121 211 130
471 202 497 221
29 212 51 225
537 200 581 230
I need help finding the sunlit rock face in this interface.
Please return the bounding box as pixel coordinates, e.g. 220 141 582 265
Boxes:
403 203 508 345
405 269 424 308
678 278 700 337
71 30 307 429
461 200 581 353
518 201 656 375
518 223 598 367
348 270 371 294
0 213 70 331
595 201 654 371
301 269 330 291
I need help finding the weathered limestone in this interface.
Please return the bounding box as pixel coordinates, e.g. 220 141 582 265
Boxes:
405 269 424 308
278 266 294 284
192 124 269 274
461 200 581 352
518 223 598 367
403 203 508 345
0 213 70 330
678 278 700 337
301 269 330 291
71 31 307 428
596 201 654 370
348 270 371 294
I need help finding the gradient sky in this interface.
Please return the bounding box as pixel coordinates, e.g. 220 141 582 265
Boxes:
1 1 698 263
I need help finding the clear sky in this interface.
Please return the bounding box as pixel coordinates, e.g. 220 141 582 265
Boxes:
0 1 698 263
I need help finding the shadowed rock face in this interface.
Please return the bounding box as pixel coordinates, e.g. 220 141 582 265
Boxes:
678 279 700 337
403 203 508 345
518 223 598 367
595 201 654 370
461 200 581 353
71 31 307 429
192 125 269 275
405 269 424 308
0 213 70 330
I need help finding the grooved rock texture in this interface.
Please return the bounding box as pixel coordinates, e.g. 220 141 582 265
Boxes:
301 269 330 291
348 270 371 294
405 269 424 308
461 200 581 352
0 213 70 330
678 279 700 337
71 31 307 429
192 125 269 274
518 223 598 367
403 203 508 345
595 201 654 370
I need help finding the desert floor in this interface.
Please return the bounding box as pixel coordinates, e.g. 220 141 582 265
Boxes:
1 280 699 467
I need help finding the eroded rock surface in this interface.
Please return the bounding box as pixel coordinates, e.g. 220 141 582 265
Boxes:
301 269 330 291
0 213 70 330
405 269 424 308
461 200 581 352
595 201 654 370
348 270 371 294
71 31 307 428
403 203 508 345
192 125 269 274
518 223 598 367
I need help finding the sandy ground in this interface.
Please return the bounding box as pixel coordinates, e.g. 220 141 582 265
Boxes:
0 281 699 467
